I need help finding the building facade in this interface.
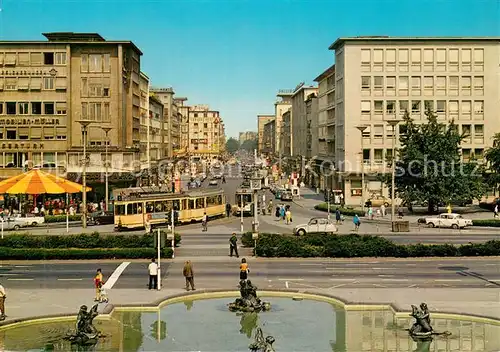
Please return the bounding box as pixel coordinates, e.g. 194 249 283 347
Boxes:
262 119 276 156
330 36 496 205
0 32 143 190
281 110 291 157
148 95 164 163
257 115 274 154
188 105 223 161
175 97 189 157
139 72 150 165
274 90 293 155
290 84 318 157
239 131 257 144
149 87 179 159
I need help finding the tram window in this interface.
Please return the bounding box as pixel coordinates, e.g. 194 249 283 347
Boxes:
127 203 138 215
189 199 195 209
173 199 180 210
216 195 222 204
163 200 173 212
146 202 154 213
206 196 216 206
115 205 125 215
155 201 164 212
196 198 205 209
182 199 187 210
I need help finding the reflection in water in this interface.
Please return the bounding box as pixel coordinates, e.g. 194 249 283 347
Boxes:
184 300 194 311
412 338 432 352
239 312 259 338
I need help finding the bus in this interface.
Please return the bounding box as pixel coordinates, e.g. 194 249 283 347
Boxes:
234 187 256 216
113 188 226 230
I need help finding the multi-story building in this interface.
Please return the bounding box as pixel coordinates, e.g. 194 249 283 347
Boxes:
329 36 494 205
290 83 318 157
175 97 189 156
274 90 293 155
262 119 275 156
139 72 150 166
239 131 258 144
281 110 291 157
0 32 143 192
188 105 223 161
148 94 164 162
149 87 180 159
257 115 274 154
314 64 336 190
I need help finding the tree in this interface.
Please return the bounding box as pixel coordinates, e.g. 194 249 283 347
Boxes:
484 133 500 193
389 108 486 213
226 138 240 154
240 139 258 152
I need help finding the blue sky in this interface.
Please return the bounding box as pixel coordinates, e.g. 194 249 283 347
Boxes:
1 0 499 138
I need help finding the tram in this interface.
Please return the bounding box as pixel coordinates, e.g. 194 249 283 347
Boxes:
113 188 226 230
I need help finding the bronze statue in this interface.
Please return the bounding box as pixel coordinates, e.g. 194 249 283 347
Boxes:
228 280 271 312
249 327 275 352
408 303 450 339
65 304 101 346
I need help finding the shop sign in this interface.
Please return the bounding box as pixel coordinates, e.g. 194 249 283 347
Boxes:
0 118 60 126
0 142 44 150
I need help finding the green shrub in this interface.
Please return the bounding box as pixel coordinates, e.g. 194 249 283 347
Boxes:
472 219 500 227
314 204 365 217
254 233 500 258
0 247 173 260
44 215 82 223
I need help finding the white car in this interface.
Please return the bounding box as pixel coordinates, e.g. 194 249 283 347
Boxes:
424 213 472 229
294 217 338 236
208 179 218 186
10 214 45 227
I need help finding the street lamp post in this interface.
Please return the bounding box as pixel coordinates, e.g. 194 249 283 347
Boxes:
356 125 368 212
77 120 92 228
102 127 112 212
387 120 400 230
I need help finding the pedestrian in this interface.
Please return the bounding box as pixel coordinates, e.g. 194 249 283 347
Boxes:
380 203 386 217
353 214 361 231
280 205 285 221
285 208 292 224
148 258 158 290
98 281 109 303
368 206 373 220
275 206 280 220
183 260 195 291
494 204 498 219
267 200 273 215
226 202 232 217
335 208 341 224
0 282 6 320
202 212 208 232
229 233 239 257
239 258 249 280
94 268 103 302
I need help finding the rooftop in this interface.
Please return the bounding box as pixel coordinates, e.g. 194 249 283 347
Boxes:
314 64 335 82
329 36 500 50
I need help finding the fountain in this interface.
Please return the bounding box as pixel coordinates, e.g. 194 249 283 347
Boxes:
65 304 102 346
228 280 271 313
248 327 275 352
408 302 451 339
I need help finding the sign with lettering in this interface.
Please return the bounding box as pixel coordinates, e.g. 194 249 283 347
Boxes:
0 69 59 76
0 142 44 150
0 118 60 126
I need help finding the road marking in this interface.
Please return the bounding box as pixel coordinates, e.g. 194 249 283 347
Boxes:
329 283 349 289
285 281 289 289
307 270 327 273
103 262 131 289
14 265 32 268
329 278 357 281
408 284 417 288
299 263 322 266
378 275 394 277
373 283 386 288
0 273 19 276
434 279 462 282
57 278 83 281
344 263 368 266
382 279 409 282
405 264 417 266
278 278 303 281
488 279 500 282
372 267 391 270
485 264 498 266
7 278 33 281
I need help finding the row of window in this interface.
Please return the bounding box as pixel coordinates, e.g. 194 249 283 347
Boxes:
361 75 484 97
81 102 111 122
0 52 67 66
0 76 64 91
360 123 484 141
81 78 110 97
191 113 219 118
360 48 484 73
0 126 67 140
360 100 484 118
80 54 111 73
0 101 67 115
360 147 484 163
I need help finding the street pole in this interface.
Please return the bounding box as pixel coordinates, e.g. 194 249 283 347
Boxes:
240 194 244 233
157 228 161 290
387 120 400 230
66 192 69 233
327 191 330 221
356 126 368 214
77 120 92 229
171 208 175 259
102 127 112 211
253 189 258 232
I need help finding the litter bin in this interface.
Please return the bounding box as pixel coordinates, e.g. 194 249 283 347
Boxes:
392 220 410 232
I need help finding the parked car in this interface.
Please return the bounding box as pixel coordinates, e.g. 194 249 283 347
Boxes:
10 213 45 227
366 195 391 207
294 217 338 236
424 213 473 229
209 179 218 186
90 211 114 225
281 190 293 201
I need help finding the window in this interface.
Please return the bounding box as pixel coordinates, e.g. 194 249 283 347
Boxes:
474 124 484 143
363 149 371 162
463 149 471 161
398 76 408 96
89 54 102 72
423 49 433 71
474 100 484 116
473 76 484 95
424 100 434 112
386 49 396 71
386 125 394 138
461 101 472 119
43 52 54 65
55 52 66 65
449 76 459 96
374 76 383 95
423 76 433 96
474 148 484 161
18 127 28 140
204 123 208 128
30 77 42 90
56 102 67 115
4 53 16 66
386 101 395 114
361 76 371 91
473 49 484 71
6 102 16 115
103 53 111 72
81 103 88 119
43 77 54 90
81 78 88 96
461 49 471 71
18 77 29 90
399 124 408 136
81 54 88 72
103 103 110 122
449 101 459 116
0 103 3 115
449 49 459 71
361 101 371 115
5 78 16 90
462 125 471 143
461 76 471 96
374 101 383 114
56 127 67 140
436 49 446 71
411 100 421 114
436 100 446 113
374 125 383 139
6 130 16 140
411 77 421 95
436 76 446 95
373 49 383 71
374 149 383 163
18 102 29 115
18 52 29 66
411 49 421 71
361 49 370 71
31 53 42 66
44 102 54 115
32 102 42 115
398 49 409 71
89 82 102 97
399 101 409 116
386 76 396 96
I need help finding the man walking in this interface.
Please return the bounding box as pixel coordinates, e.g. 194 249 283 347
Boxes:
226 202 232 218
183 260 195 291
229 233 239 258
94 268 103 302
148 258 158 290
0 282 6 320
202 212 208 232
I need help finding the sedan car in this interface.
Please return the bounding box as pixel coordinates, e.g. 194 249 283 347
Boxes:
0 216 29 231
10 213 45 226
294 217 338 236
424 213 473 229
281 190 293 201
90 211 114 225
208 179 218 186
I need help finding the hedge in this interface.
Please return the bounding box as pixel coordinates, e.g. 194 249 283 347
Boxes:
314 203 365 217
472 220 500 227
44 215 82 223
253 233 500 258
0 232 181 248
0 247 173 260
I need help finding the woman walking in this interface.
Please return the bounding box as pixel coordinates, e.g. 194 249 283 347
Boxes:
353 214 361 231
183 260 195 291
239 258 249 281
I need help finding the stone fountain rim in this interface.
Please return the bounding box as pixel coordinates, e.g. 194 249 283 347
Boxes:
1 289 500 330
